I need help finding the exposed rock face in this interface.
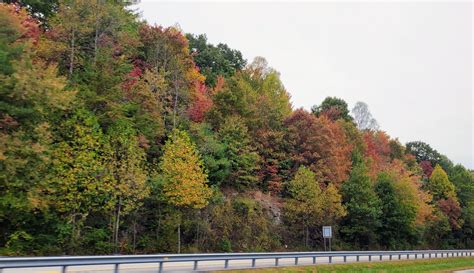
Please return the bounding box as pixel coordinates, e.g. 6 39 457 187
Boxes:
251 190 283 223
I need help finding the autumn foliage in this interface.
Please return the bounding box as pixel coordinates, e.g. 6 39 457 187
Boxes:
285 109 352 186
0 2 473 255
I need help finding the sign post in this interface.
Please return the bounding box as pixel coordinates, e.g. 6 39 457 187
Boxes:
322 226 332 251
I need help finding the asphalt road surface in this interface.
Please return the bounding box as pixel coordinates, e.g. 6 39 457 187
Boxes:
1 254 455 272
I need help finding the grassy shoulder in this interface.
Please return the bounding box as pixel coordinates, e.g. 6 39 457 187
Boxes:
212 257 474 273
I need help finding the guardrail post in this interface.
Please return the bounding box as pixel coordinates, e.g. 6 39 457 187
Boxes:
422 253 424 259
193 260 198 270
252 258 256 267
344 255 347 262
389 255 392 260
114 264 119 273
312 256 316 264
368 255 371 261
225 259 229 268
398 254 401 260
429 253 431 258
406 254 409 259
356 255 360 262
329 256 332 263
295 257 298 265
61 265 67 273
275 258 279 266
379 255 382 261
159 261 163 273
441 253 444 258
415 254 417 259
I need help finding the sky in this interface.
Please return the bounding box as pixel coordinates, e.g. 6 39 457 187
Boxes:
134 1 473 169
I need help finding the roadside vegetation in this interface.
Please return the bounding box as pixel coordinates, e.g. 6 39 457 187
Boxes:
0 1 473 256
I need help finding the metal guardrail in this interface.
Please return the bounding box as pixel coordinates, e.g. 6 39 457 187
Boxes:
0 249 472 272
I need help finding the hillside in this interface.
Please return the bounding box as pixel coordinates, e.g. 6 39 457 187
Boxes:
0 2 473 255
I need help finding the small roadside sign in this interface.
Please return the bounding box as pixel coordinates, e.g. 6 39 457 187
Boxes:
323 226 332 238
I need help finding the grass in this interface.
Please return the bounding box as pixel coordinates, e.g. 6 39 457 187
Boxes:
212 257 474 273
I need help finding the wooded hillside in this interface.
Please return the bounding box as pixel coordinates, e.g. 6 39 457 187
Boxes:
0 2 473 255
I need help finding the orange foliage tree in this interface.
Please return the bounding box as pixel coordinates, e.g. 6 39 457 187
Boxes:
284 109 352 186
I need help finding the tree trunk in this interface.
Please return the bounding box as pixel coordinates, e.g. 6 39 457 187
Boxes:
177 223 181 254
69 28 75 78
93 0 101 67
114 196 122 253
172 75 179 129
70 214 76 255
196 222 200 250
156 207 161 249
93 20 98 66
132 215 137 253
305 226 309 248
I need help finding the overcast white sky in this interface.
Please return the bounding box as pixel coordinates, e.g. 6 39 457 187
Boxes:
134 1 473 169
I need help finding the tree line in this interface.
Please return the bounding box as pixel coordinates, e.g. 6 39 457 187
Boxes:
0 1 473 255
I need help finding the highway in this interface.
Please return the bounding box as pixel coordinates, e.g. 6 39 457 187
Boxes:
0 254 453 272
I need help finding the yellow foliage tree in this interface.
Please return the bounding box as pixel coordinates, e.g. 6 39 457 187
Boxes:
157 128 212 253
159 129 212 209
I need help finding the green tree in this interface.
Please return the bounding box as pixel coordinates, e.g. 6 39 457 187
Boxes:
44 0 140 121
0 4 75 254
284 167 346 248
340 153 381 249
48 109 113 252
322 183 347 226
284 166 323 248
107 120 149 253
218 116 260 189
189 122 230 187
312 97 352 121
208 57 291 134
406 141 441 164
186 33 246 86
375 172 417 249
449 165 474 207
449 165 474 247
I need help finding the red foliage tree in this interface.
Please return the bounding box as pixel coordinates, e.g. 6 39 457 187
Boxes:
285 109 352 186
254 128 287 195
122 65 143 93
2 3 40 44
363 131 391 178
438 197 462 229
188 81 213 122
420 160 434 178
